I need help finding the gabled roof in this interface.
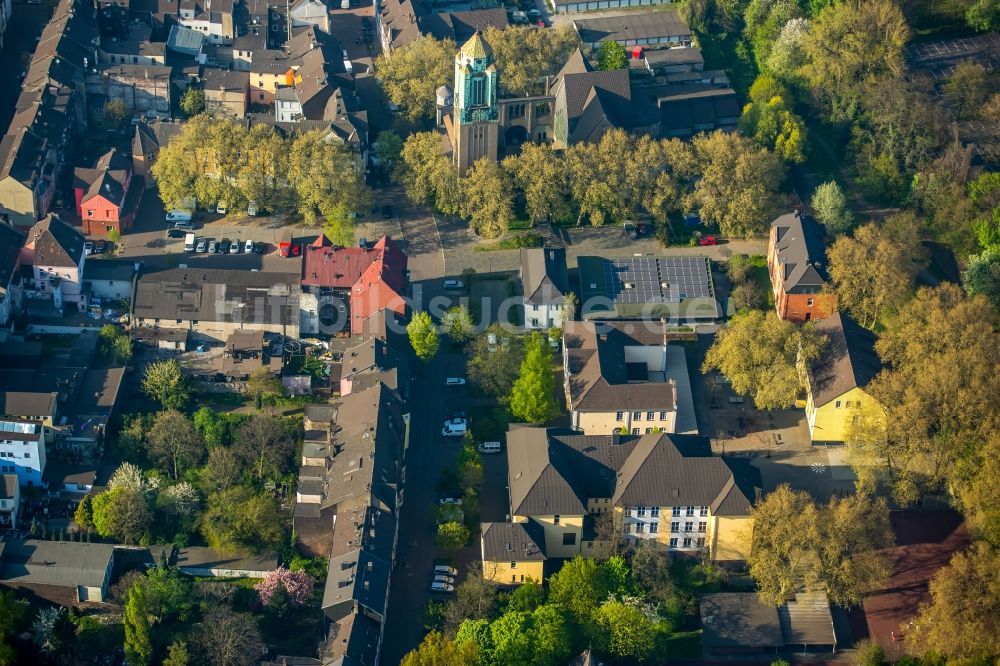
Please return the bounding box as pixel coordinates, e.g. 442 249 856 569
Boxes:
572 11 691 45
507 427 589 516
425 9 508 43
481 521 546 562
521 247 569 306
26 215 84 268
75 149 131 206
770 212 830 293
807 311 882 408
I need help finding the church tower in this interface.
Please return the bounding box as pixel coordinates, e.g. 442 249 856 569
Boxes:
452 31 499 175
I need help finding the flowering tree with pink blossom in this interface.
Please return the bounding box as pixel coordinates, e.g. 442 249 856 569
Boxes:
254 567 316 608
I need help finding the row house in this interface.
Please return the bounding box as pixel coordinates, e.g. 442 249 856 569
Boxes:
520 247 569 330
0 420 47 487
73 148 142 236
21 215 87 312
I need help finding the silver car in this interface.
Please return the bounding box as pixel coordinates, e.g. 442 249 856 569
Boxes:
430 581 454 593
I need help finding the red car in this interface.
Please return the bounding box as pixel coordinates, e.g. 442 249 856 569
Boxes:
698 235 718 246
278 241 301 257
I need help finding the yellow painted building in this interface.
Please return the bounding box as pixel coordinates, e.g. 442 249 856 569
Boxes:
804 312 883 444
481 521 546 585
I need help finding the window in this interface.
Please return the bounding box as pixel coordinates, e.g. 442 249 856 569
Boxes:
686 507 695 517
845 401 852 408
697 537 705 547
615 411 623 422
669 538 678 547
807 298 814 306
470 74 486 106
636 523 645 534
699 507 708 517
835 400 842 408
672 507 681 517
685 521 694 531
645 428 652 434
532 304 538 311
87 210 94 217
659 411 668 421
511 561 517 568
650 521 658 533
632 411 641 420
512 575 517 582
636 506 646 516
683 537 692 547
651 507 659 517
670 521 678 532
631 428 640 435
507 103 525 119
24 453 29 459
698 521 706 532
562 532 576 546
520 575 525 582
647 411 655 421
553 515 560 525
531 319 539 327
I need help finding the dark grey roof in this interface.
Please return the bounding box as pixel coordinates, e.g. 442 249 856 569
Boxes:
83 259 136 282
521 247 569 306
481 521 546 562
700 593 784 649
424 8 509 42
642 46 704 67
807 312 881 408
132 268 301 326
507 427 588 516
43 461 97 487
572 11 691 44
27 215 84 268
771 212 830 293
778 591 837 646
657 86 741 133
175 546 278 572
0 540 115 590
322 506 394 617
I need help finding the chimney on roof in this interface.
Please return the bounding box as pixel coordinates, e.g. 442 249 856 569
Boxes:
794 209 800 217
611 430 620 446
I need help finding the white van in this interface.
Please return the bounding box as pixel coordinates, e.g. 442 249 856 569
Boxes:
166 210 193 223
443 279 465 292
184 233 196 252
478 441 502 454
434 565 458 576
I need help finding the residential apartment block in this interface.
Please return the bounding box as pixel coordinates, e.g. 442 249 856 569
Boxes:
768 211 837 323
520 247 569 330
0 420 47 487
562 320 698 436
481 427 761 583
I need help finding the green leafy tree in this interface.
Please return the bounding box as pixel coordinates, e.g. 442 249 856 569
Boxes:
506 579 544 612
502 142 570 223
243 367 283 406
442 565 499 633
201 486 283 554
766 17 809 78
142 566 194 623
147 409 206 479
508 332 559 424
547 557 610 624
142 359 192 410
811 181 853 234
288 130 372 226
436 521 470 550
596 41 627 70
490 611 533 664
702 310 827 409
462 158 513 240
942 61 990 121
180 88 205 117
743 0 804 70
163 640 190 666
739 76 807 163
966 248 1000 311
92 486 152 544
74 494 94 530
374 36 455 122
466 325 524 397
482 25 580 97
401 630 478 666
200 446 243 491
0 590 26 666
124 581 153 665
593 600 655 661
104 98 129 125
966 0 1000 32
374 130 404 174
442 306 475 341
398 132 461 215
193 406 228 448
407 311 440 361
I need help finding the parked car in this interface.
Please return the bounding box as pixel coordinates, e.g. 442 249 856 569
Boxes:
83 241 94 255
229 239 241 254
207 239 218 253
382 204 392 219
624 221 637 239
445 377 466 387
216 202 227 214
443 279 465 291
439 497 462 506
434 565 458 576
254 242 267 254
698 235 718 246
430 581 454 593
245 239 255 254
478 441 502 454
441 422 467 437
95 240 108 254
196 239 209 253
173 220 194 231
166 210 193 223
637 222 648 236
433 574 455 585
219 238 231 253
167 228 187 239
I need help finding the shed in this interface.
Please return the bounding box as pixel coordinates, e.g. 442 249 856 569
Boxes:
175 546 278 578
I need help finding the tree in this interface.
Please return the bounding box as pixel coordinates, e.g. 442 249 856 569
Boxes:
147 409 206 479
401 630 477 666
529 604 576 666
180 88 205 117
191 607 264 666
157 482 201 521
74 494 94 530
374 36 455 122
482 25 580 97
631 539 687 611
966 248 1000 311
108 462 149 493
854 640 886 666
744 0 804 70
489 611 534 664
942 61 990 121
243 367 282 406
374 130 404 175
398 132 461 214
508 332 559 424
124 582 154 666
233 415 295 480
32 607 68 656
503 142 570 223
730 280 766 312
739 76 807 163
142 565 194 624
811 181 853 234
966 0 1000 32
436 521 470 550
92 486 152 544
288 130 372 227
462 158 513 240
163 640 190 666
466 325 524 397
766 17 809 78
104 98 128 125
747 486 894 606
201 446 243 491
193 406 229 448
596 41 627 70
142 359 192 410
442 565 499 632
828 215 927 329
506 579 544 612
442 306 475 341
690 131 786 237
909 542 1000 658
547 557 610 624
0 590 26 666
593 600 655 660
255 567 316 607
407 311 440 362
702 310 827 409
201 486 283 554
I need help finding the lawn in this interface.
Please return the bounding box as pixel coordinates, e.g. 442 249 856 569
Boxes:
474 232 544 252
659 629 702 660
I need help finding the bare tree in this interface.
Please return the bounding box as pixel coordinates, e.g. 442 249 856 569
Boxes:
191 607 264 666
591 509 627 560
233 415 295 480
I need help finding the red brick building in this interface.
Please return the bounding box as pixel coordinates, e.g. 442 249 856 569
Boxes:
767 211 837 323
73 149 142 236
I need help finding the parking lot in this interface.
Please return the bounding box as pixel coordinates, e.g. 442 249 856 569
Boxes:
908 33 1000 78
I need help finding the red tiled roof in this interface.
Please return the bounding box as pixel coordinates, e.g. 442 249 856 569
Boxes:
349 237 407 335
302 241 378 289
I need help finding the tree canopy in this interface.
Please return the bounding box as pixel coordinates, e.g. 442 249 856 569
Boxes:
482 26 580 97
407 311 440 361
508 332 560 424
374 36 455 122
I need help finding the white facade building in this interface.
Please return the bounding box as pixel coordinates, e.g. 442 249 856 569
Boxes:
0 420 47 488
622 504 710 551
520 247 569 330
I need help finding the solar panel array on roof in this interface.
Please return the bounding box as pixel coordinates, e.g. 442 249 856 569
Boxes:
602 256 712 304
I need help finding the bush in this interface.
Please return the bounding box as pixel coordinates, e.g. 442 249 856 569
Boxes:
855 639 886 666
435 521 470 550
